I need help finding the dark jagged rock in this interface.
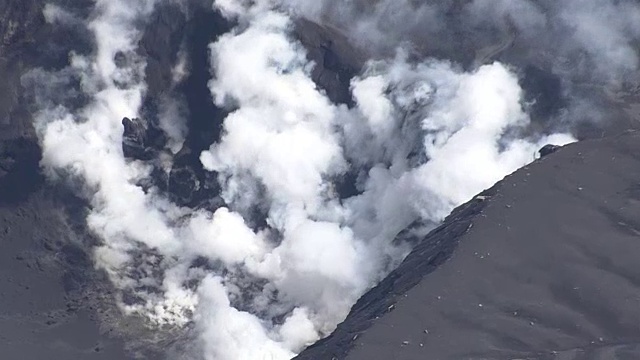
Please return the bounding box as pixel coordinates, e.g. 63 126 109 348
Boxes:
120 115 224 210
121 117 167 161
168 163 224 211
121 117 148 159
538 143 561 158
167 166 199 204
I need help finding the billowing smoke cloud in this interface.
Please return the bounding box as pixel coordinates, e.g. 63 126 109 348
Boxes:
281 0 640 130
26 0 640 359
281 0 640 76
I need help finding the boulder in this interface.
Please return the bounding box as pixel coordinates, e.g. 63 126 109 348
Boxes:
538 143 561 158
121 117 167 161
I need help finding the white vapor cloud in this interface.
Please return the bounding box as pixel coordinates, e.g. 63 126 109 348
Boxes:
158 94 189 154
27 0 602 359
195 2 574 358
43 3 79 25
281 0 640 87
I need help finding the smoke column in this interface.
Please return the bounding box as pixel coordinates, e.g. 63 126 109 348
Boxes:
27 0 640 358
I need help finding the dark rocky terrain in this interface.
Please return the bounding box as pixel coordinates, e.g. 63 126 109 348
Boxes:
2 1 640 360
0 0 161 358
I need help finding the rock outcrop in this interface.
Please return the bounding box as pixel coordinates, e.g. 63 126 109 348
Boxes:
538 143 561 158
122 117 167 161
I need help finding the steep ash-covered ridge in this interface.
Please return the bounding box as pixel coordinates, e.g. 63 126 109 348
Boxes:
296 186 496 359
298 131 640 359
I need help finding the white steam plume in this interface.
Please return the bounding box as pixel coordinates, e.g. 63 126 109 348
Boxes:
196 0 574 358
281 0 640 86
30 0 579 359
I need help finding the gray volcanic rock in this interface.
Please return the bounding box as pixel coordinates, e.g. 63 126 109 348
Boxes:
538 143 561 158
0 1 164 359
296 130 640 359
122 117 167 161
294 18 366 105
0 189 133 360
